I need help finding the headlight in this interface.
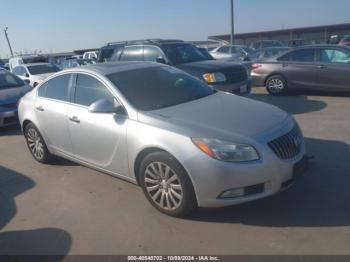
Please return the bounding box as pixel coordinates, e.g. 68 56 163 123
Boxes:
203 72 226 84
192 138 259 162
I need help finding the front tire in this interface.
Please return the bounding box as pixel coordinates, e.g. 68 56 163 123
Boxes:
266 75 287 95
24 123 53 164
139 152 197 217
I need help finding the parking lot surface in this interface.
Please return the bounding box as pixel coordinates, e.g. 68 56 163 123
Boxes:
0 87 350 255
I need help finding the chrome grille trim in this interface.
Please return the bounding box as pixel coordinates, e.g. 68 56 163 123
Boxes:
268 125 303 160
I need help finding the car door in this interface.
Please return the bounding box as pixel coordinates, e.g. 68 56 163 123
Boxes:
278 48 318 89
35 73 74 155
67 73 129 176
316 47 350 91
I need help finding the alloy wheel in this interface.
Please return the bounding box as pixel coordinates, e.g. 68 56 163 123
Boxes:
144 162 183 210
26 127 45 160
267 78 284 94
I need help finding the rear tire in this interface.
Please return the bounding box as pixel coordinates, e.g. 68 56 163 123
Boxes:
24 123 53 164
266 75 287 95
139 151 197 217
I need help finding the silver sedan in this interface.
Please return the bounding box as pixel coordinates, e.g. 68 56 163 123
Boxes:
18 62 307 217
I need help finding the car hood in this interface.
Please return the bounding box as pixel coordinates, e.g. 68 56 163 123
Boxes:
175 60 245 73
138 92 289 142
0 85 31 106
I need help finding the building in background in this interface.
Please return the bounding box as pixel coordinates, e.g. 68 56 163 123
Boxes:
209 23 350 46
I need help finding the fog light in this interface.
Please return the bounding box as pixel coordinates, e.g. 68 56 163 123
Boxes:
219 188 245 199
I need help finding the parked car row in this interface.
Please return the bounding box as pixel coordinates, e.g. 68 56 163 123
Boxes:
4 36 350 218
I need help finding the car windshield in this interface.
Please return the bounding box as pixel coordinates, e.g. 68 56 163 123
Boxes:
0 70 25 89
107 66 215 111
27 65 59 75
162 43 212 64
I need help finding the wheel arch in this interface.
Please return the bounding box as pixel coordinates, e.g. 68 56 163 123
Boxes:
133 147 167 186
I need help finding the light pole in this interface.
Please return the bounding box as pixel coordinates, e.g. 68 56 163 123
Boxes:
230 0 235 45
4 27 14 57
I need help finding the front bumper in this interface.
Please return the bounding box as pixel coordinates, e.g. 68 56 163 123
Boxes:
182 121 307 208
251 71 268 87
211 78 252 95
0 107 19 127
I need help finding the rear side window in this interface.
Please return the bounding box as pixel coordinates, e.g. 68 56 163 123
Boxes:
39 74 71 102
120 46 143 61
290 49 315 62
99 49 114 62
144 46 164 62
74 74 114 107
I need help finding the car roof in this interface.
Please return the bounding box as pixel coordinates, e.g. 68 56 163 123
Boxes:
64 61 162 76
290 44 350 50
102 39 185 49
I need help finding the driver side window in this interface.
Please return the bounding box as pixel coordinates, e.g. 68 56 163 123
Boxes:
74 74 114 107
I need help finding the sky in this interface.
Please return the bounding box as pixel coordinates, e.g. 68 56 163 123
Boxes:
0 0 350 58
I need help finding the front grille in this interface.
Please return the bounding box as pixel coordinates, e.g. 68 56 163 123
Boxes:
268 125 303 160
224 68 247 84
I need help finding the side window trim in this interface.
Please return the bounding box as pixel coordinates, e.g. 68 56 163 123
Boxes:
70 72 127 116
142 45 168 63
37 73 73 103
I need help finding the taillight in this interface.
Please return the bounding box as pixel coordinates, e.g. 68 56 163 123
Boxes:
251 63 262 71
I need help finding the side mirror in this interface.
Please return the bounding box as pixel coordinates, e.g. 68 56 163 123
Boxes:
156 57 167 64
88 98 122 114
24 73 30 78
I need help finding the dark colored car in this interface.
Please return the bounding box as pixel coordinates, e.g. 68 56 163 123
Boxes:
98 39 251 94
197 47 214 60
251 45 350 95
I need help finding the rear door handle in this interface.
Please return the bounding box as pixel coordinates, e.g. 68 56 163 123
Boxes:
69 116 80 123
317 65 327 69
36 105 44 112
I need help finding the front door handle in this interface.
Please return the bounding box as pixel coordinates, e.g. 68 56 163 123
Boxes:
317 65 327 69
69 116 80 123
35 105 44 112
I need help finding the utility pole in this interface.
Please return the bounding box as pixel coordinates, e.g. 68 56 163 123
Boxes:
4 27 14 57
230 0 235 45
